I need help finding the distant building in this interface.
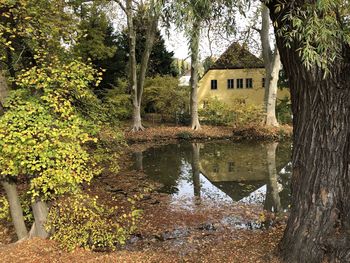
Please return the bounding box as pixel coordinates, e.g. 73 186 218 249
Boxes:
178 70 191 87
198 43 289 107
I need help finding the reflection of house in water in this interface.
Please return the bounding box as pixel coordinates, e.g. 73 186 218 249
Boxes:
198 142 290 203
138 141 291 211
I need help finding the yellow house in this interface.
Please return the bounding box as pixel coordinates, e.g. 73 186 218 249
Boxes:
198 43 289 107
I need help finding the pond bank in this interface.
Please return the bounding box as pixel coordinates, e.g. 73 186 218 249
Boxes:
124 124 293 143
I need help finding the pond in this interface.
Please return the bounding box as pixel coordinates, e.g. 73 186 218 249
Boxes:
133 140 292 212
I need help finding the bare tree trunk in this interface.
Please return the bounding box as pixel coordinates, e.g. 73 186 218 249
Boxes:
124 0 143 132
264 142 281 213
190 19 201 130
134 9 159 131
120 0 161 132
1 181 28 240
29 200 49 239
261 5 280 127
265 49 280 127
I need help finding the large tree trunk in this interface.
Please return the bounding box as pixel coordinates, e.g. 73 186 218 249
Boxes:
266 2 350 262
1 181 28 240
190 19 201 131
261 5 280 127
29 200 49 239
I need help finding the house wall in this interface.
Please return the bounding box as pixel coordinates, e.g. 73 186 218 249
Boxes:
198 68 290 107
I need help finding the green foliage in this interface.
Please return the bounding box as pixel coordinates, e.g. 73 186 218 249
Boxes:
230 100 264 127
199 97 264 126
199 97 234 126
0 59 101 201
276 96 292 124
0 0 78 70
103 79 132 121
74 5 116 62
114 7 175 78
46 193 142 251
0 196 10 222
276 0 350 74
143 76 190 123
92 126 126 174
0 193 33 224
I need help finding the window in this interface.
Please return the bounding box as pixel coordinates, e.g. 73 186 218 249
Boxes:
213 164 219 173
237 79 243 89
262 78 265 88
211 79 218 90
227 79 234 89
228 162 235 172
246 78 253 88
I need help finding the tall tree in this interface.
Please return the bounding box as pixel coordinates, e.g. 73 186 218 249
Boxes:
115 0 164 131
260 4 280 127
0 0 94 241
114 28 175 78
169 0 239 130
265 0 350 262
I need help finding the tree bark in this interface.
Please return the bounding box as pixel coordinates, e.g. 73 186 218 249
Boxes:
29 200 49 239
264 142 281 213
265 49 280 127
190 18 201 130
1 181 28 240
260 5 280 127
266 1 350 262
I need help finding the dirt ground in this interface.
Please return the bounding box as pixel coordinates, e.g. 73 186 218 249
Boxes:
0 124 291 262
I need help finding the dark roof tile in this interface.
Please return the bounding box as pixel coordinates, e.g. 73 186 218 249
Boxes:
210 43 264 70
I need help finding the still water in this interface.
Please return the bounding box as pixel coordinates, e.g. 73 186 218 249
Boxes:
133 141 292 212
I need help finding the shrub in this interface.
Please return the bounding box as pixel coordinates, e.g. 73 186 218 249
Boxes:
177 131 193 140
0 196 10 222
103 79 132 121
276 96 292 124
199 97 234 126
230 100 264 126
199 97 264 126
46 193 142 251
143 76 190 123
0 59 102 202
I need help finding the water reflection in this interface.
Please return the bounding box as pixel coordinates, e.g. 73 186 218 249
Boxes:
133 141 291 211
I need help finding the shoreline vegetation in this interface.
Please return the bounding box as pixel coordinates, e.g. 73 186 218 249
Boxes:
124 123 293 143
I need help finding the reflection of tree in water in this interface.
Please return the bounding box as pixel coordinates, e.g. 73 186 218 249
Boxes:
199 141 291 210
191 143 201 200
139 143 192 194
138 141 292 209
264 142 282 212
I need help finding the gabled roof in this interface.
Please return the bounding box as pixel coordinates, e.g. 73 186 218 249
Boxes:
210 42 264 70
